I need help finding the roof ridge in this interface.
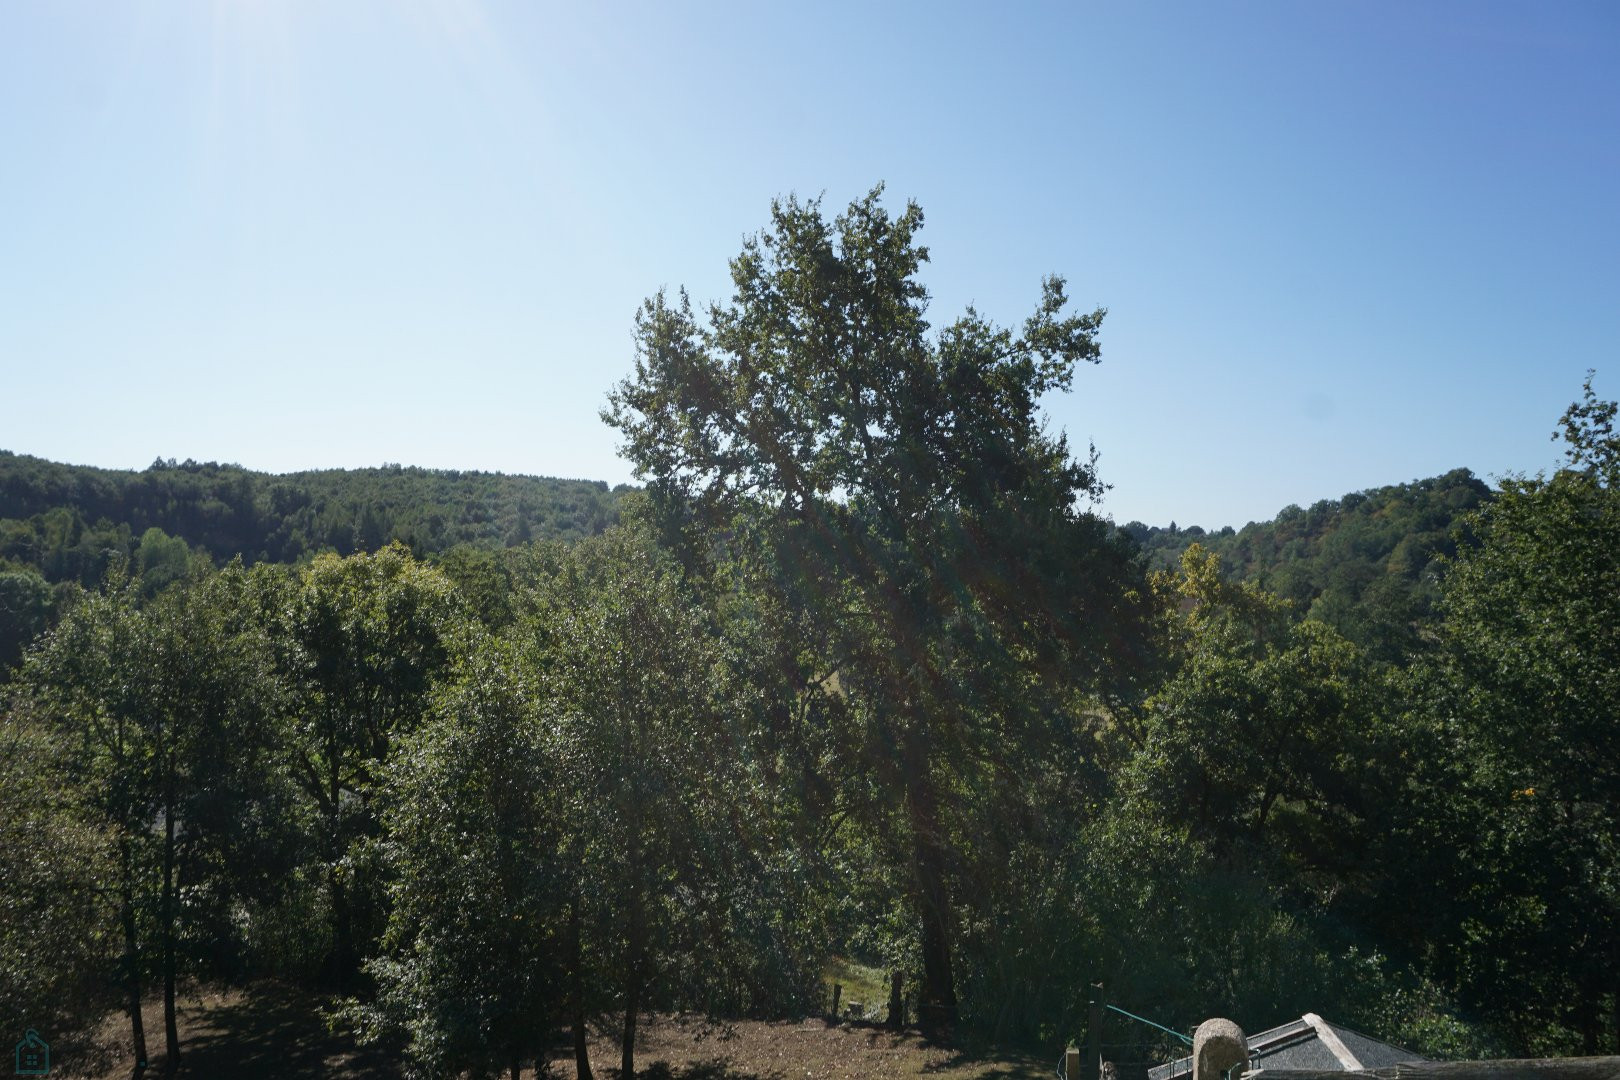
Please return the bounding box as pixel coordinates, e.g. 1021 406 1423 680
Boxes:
1302 1013 1364 1070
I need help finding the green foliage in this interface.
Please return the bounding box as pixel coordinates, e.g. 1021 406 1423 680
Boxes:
605 185 1152 1030
19 565 291 1063
0 698 115 1037
1409 372 1620 1052
0 565 57 676
950 544 1413 1047
133 526 192 596
360 634 564 1079
428 543 525 628
0 450 628 579
522 524 761 1072
1122 468 1491 662
1130 548 1393 875
0 504 133 588
270 544 464 990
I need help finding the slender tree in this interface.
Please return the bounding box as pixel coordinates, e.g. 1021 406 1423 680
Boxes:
25 578 157 1069
363 632 564 1080
0 694 113 1050
22 565 282 1071
274 544 461 991
521 521 739 1075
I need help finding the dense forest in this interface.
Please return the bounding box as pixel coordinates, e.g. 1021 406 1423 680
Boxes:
0 451 625 574
1120 467 1493 663
0 456 1489 682
0 455 627 671
4 191 1616 1079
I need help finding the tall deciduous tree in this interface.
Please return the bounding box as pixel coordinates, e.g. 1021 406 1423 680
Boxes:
25 579 155 1068
363 633 564 1080
0 695 113 1046
275 544 462 990
23 565 283 1070
521 521 740 1077
604 186 1147 1029
1419 373 1620 1052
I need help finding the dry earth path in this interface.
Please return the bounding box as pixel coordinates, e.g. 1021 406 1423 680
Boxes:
54 983 1050 1080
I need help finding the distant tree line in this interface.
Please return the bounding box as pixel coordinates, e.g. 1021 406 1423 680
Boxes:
0 455 628 673
4 191 1616 1078
0 453 626 575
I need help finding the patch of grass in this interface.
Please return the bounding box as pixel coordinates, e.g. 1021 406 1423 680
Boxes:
822 956 892 1019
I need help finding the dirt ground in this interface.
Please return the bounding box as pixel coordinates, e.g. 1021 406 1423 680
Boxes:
53 982 397 1080
593 1013 1051 1080
57 983 1051 1080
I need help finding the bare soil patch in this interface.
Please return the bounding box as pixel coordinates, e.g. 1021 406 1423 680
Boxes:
604 1014 1050 1080
57 983 1049 1080
55 982 396 1080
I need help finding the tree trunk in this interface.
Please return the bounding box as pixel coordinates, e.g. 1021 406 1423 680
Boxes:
621 946 642 1079
912 824 957 1033
621 884 645 1079
120 843 149 1074
1578 970 1600 1056
571 897 594 1080
904 734 957 1035
331 868 352 991
1611 940 1619 1056
328 746 351 993
161 799 180 1068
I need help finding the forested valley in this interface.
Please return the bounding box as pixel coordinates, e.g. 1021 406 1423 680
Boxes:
4 192 1617 1078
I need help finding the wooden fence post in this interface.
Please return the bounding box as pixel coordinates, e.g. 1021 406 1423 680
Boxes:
1088 984 1104 1080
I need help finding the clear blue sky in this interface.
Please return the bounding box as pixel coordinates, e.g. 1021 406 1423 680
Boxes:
4 1 1617 528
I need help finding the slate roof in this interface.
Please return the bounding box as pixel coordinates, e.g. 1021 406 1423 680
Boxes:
1146 1014 1428 1080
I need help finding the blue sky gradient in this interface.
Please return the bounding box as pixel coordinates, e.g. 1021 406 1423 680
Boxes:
3 1 1616 527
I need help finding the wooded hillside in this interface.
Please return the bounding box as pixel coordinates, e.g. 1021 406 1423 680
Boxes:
1121 468 1492 660
0 451 626 578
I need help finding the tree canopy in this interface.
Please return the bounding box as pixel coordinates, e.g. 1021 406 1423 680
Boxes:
606 185 1151 1029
